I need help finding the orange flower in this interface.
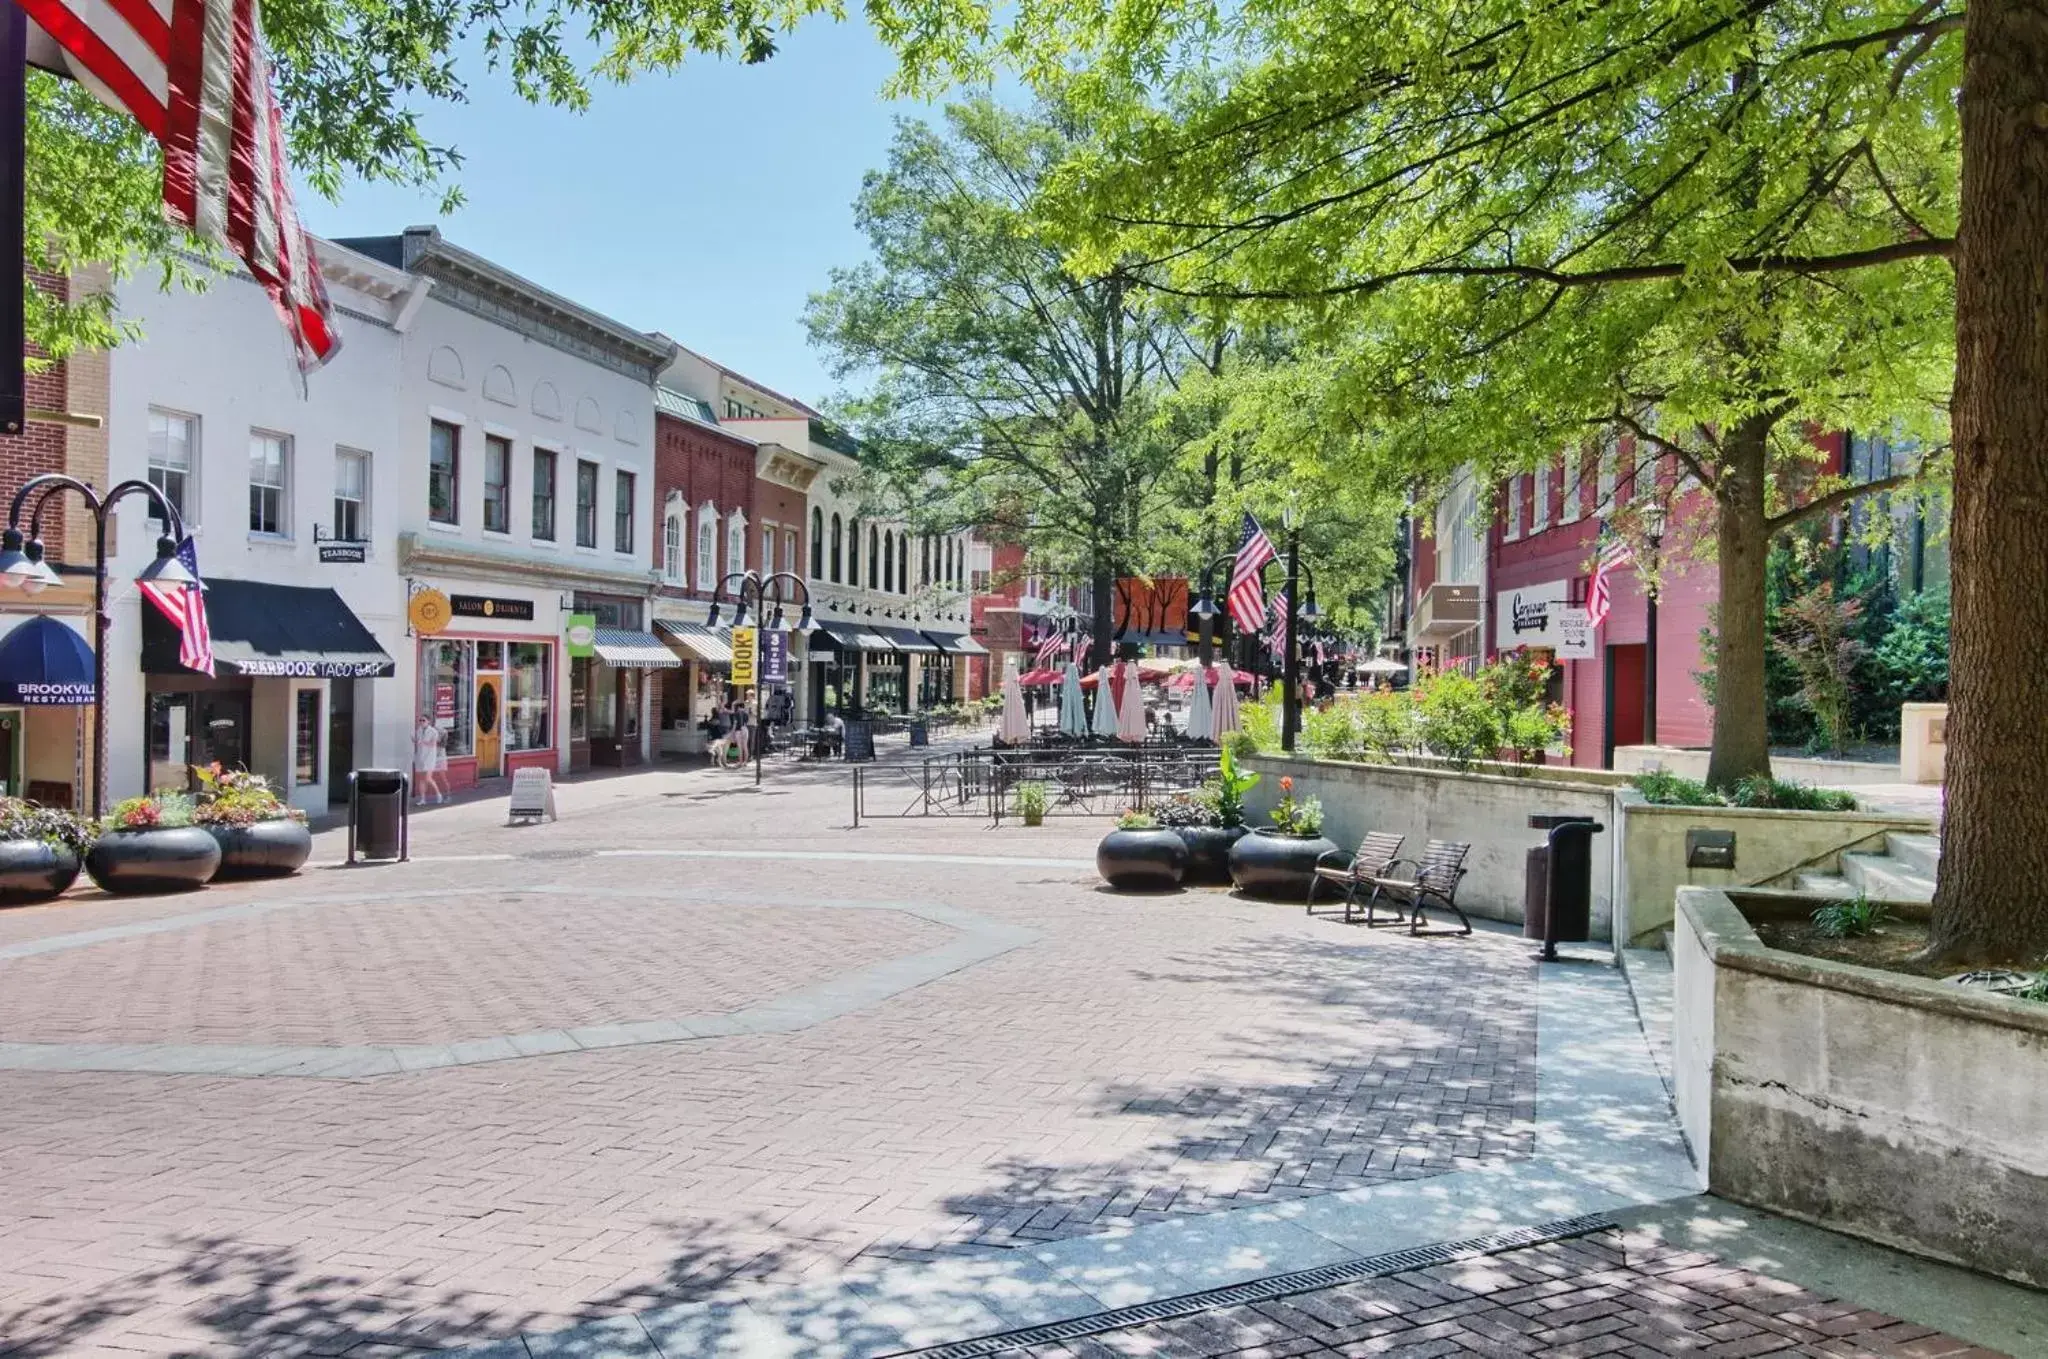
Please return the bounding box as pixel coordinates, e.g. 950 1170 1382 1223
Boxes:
1280 776 1294 792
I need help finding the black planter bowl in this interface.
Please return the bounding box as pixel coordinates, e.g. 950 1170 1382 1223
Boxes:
0 839 83 906
1174 824 1248 886
1097 827 1189 892
1229 828 1341 900
208 818 314 880
85 826 222 894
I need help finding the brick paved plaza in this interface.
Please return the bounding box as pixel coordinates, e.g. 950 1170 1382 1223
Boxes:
0 753 2026 1357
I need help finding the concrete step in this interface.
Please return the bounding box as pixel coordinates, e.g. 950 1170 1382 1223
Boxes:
1886 831 1941 879
1840 852 1937 903
1797 871 1858 898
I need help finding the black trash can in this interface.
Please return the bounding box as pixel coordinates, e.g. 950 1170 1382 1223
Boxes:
349 769 410 864
908 720 929 748
1525 814 1604 959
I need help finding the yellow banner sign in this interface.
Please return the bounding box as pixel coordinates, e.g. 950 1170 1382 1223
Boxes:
730 626 757 687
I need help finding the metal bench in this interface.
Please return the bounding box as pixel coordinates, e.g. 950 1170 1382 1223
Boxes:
1363 839 1474 935
1306 831 1408 922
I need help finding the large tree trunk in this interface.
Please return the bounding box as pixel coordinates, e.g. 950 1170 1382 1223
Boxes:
1926 0 2048 964
1704 418 1775 790
1090 566 1115 671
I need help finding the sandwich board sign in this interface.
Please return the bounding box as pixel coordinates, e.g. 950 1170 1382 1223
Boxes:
508 766 557 824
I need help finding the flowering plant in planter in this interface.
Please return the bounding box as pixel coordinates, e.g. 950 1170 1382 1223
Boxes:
103 791 197 832
1115 808 1160 830
192 764 306 827
0 796 94 853
1152 792 1221 828
1268 777 1325 836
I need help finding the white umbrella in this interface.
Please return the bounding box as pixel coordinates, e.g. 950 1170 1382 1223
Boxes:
1187 669 1214 741
1358 656 1408 676
1059 662 1088 735
1211 661 1243 738
999 675 1030 744
1117 661 1147 743
1091 666 1120 738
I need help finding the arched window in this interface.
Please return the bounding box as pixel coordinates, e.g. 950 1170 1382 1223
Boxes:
868 526 880 588
810 508 824 579
848 520 861 584
899 533 911 592
663 508 683 583
883 534 894 592
697 503 718 591
830 513 844 583
727 510 747 578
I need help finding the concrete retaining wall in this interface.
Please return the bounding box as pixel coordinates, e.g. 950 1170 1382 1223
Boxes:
1244 755 1616 937
1673 887 2048 1289
1613 792 1934 947
1613 744 1903 787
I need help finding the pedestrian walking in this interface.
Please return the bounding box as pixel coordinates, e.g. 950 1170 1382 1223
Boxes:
412 715 448 804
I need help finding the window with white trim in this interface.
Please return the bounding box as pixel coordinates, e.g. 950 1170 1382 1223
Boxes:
727 510 747 577
249 431 290 536
761 524 775 579
1533 461 1552 532
663 505 684 583
1505 476 1522 540
147 409 196 528
697 502 718 588
1561 451 1582 524
333 448 369 542
1598 434 1618 509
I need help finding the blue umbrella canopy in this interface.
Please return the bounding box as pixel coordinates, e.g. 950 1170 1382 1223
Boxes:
0 616 95 705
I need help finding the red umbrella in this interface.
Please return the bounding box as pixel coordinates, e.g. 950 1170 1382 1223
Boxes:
1017 667 1062 686
1166 665 1254 692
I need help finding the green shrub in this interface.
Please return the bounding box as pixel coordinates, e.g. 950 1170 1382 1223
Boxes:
1237 696 1281 753
1302 702 1362 759
1152 792 1219 828
1812 894 1888 939
0 797 94 853
1014 782 1048 823
104 791 196 832
1413 671 1501 766
1630 770 1720 806
1211 744 1260 825
1731 775 1857 812
1355 688 1418 760
1115 808 1159 830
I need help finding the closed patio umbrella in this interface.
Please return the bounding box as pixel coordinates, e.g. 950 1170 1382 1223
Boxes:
1059 662 1087 735
999 675 1030 743
1211 661 1243 738
1117 661 1147 743
1187 669 1214 741
1091 666 1120 738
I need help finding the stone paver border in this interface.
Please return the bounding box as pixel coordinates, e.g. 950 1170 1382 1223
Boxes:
0 885 1037 1078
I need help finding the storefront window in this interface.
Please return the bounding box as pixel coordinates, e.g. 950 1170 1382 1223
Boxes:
619 668 641 739
506 642 552 751
295 689 320 784
867 657 906 714
570 656 590 740
420 640 475 756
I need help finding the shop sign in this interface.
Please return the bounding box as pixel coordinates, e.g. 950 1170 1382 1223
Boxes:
450 594 535 621
1555 608 1596 659
233 659 394 678
731 626 757 687
409 587 452 637
435 684 456 719
1495 578 1572 650
762 628 789 684
564 613 597 658
318 542 367 564
509 767 557 823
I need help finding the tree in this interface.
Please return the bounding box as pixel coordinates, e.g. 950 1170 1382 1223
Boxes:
805 98 1235 666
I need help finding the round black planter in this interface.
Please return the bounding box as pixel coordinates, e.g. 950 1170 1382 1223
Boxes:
1229 828 1341 900
1097 827 1189 892
207 818 314 880
85 826 222 895
0 839 82 907
1174 824 1248 886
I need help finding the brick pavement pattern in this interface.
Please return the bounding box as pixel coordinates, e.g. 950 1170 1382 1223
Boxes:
986 1228 2006 1358
0 762 1539 1356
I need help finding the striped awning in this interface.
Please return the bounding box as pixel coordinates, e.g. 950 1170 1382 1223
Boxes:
592 629 685 668
654 620 733 666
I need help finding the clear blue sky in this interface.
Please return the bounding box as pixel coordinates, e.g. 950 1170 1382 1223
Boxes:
298 21 938 409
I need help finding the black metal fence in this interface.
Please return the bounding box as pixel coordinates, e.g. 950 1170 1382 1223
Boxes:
851 746 1220 825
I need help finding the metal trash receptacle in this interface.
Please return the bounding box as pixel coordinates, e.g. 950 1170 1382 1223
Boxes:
1525 814 1604 959
349 769 410 864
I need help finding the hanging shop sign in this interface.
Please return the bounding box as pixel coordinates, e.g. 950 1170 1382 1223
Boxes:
1494 579 1572 650
762 628 789 685
564 613 598 659
318 542 367 564
1555 607 1596 659
730 626 758 688
409 588 452 637
450 594 535 621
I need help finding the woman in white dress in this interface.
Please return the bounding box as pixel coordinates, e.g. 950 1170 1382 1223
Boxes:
413 715 448 804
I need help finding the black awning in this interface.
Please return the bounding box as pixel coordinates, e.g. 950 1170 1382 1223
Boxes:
922 630 989 657
143 578 395 678
869 625 939 654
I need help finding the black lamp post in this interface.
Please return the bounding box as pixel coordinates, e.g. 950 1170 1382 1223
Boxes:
705 569 814 786
0 474 195 818
1278 531 1322 753
1187 551 1240 669
1642 503 1666 747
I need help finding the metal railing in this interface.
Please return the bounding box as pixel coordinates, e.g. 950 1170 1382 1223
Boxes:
852 746 1220 825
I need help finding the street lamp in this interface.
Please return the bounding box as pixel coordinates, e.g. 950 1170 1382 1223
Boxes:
1187 550 1240 668
704 569 814 786
1 474 192 817
1278 505 1315 753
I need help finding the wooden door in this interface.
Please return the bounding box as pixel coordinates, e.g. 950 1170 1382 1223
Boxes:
475 674 503 778
1606 644 1647 759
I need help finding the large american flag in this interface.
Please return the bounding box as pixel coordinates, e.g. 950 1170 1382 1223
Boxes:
19 0 342 369
140 537 214 676
1587 537 1634 628
1227 512 1277 632
1033 626 1072 667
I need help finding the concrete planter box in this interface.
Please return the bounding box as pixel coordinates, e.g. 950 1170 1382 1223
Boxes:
1673 886 2048 1288
1613 790 1934 948
1244 754 1617 935
1614 743 1904 788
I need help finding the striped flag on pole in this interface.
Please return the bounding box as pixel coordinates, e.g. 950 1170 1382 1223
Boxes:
18 0 342 370
1587 537 1634 628
1033 626 1070 667
1227 512 1277 632
139 536 214 676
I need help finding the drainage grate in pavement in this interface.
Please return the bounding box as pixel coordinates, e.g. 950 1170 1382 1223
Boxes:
904 1213 1617 1358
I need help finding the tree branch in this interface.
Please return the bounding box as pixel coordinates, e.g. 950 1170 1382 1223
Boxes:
1767 470 1916 531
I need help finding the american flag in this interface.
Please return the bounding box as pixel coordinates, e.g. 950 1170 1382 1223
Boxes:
1587 537 1634 628
1266 588 1290 659
140 537 214 676
1227 512 1277 632
20 0 342 370
1033 627 1071 667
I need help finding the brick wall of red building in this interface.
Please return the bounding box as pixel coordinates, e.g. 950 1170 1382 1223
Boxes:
653 411 756 593
2 270 71 552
